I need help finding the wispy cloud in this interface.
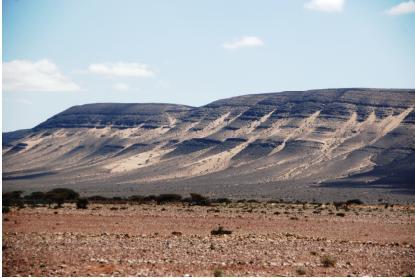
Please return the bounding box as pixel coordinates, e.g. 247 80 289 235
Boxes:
112 82 130 91
386 0 415 15
88 62 155 77
304 0 345 13
3 59 80 92
222 36 264 50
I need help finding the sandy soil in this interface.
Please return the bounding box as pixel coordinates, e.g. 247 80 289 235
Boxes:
3 202 415 276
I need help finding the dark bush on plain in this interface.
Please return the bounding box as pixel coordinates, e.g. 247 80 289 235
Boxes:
3 191 24 206
45 188 79 207
25 191 46 200
321 255 336 267
3 206 10 213
213 198 231 204
211 226 232 236
333 201 346 210
76 198 89 209
129 195 145 202
189 193 210 206
143 195 157 202
155 194 182 204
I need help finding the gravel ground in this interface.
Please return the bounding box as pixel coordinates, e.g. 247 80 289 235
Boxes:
2 202 415 276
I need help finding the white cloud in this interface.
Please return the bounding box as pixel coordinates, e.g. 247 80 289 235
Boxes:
112 82 130 91
304 0 345 13
386 1 415 15
88 62 155 77
222 36 264 50
3 59 80 92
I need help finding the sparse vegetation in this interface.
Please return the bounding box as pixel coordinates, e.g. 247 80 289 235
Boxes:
296 267 306 275
213 198 231 204
211 226 232 236
3 191 24 206
346 199 363 205
76 198 89 209
3 206 11 214
189 193 210 206
155 194 182 204
213 269 223 277
321 255 336 267
45 188 79 207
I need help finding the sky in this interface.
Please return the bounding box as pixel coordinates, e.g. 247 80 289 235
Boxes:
2 0 415 132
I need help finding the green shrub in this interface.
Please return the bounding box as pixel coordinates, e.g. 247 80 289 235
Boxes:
76 198 89 209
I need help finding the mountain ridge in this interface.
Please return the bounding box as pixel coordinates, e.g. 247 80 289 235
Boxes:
3 88 415 203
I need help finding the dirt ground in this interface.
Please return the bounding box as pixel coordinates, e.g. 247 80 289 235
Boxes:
2 202 415 276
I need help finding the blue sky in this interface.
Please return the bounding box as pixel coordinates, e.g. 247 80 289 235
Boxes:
3 0 415 132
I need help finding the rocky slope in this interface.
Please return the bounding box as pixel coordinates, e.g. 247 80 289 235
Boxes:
3 88 415 202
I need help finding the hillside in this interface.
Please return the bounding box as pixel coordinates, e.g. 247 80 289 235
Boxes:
3 88 415 202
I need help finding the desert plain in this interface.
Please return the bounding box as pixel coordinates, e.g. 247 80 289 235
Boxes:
2 201 415 277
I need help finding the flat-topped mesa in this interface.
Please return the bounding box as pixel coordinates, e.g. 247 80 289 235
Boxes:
35 103 194 129
3 88 415 202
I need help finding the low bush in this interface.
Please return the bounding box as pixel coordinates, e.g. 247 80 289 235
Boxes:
211 226 232 236
189 193 210 206
3 206 10 213
213 269 223 277
346 199 363 205
76 198 89 209
45 188 79 207
213 198 231 204
333 201 346 210
3 191 24 206
296 267 306 275
25 191 46 200
129 195 145 202
321 255 336 267
156 194 182 204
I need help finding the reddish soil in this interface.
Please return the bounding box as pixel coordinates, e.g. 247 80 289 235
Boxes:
2 202 415 276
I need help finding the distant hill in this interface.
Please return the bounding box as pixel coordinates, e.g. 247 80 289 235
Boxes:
3 88 415 203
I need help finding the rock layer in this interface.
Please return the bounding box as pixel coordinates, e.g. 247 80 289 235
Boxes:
3 88 415 202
